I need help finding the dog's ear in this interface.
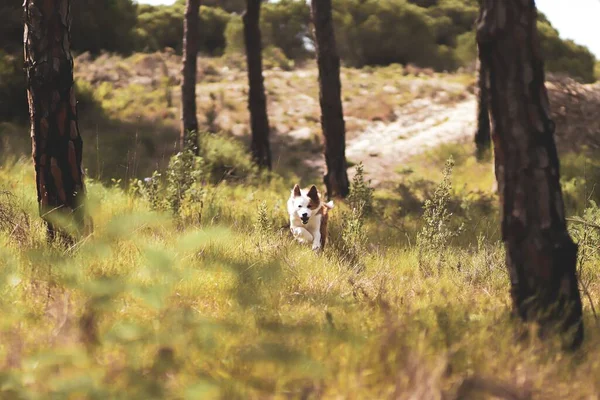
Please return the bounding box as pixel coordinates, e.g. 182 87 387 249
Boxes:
292 184 301 197
307 185 319 203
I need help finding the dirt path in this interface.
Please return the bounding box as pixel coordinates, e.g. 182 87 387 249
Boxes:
297 95 477 187
346 97 476 185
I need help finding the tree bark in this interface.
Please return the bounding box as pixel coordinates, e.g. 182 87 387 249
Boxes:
24 0 89 240
181 0 200 154
477 0 583 349
474 58 491 159
311 0 349 199
243 0 272 169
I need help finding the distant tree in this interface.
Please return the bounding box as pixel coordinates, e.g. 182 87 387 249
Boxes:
181 0 200 153
201 0 245 13
71 0 138 54
243 0 272 169
474 58 490 159
311 0 349 198
477 0 583 348
24 0 89 240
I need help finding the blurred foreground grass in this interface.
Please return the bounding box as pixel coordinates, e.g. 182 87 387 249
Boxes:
2 134 600 399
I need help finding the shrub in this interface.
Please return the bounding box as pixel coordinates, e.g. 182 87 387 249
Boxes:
263 47 295 71
166 132 204 215
417 157 463 272
454 31 477 67
199 132 258 184
224 15 245 55
347 163 375 216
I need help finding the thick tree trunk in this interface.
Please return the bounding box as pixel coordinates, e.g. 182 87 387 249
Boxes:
24 0 89 240
474 58 491 159
181 0 200 154
311 0 349 199
477 0 583 349
243 0 272 169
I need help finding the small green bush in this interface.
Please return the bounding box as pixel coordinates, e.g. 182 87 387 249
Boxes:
417 157 463 272
224 15 245 55
347 163 375 216
199 132 259 184
263 47 295 71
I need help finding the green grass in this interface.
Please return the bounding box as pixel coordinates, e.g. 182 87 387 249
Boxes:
2 134 600 398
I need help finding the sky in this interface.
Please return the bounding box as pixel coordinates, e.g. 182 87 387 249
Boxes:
138 0 600 59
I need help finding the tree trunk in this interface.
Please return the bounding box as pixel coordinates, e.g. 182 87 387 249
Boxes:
243 0 272 169
24 0 89 240
477 0 583 349
311 0 349 199
474 58 491 159
181 0 200 154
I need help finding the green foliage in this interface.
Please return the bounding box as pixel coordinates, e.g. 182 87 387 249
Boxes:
338 203 368 268
166 133 204 215
71 0 138 54
347 162 375 215
1 0 596 84
261 0 312 61
333 0 445 69
454 31 477 67
201 0 246 13
137 4 231 55
254 200 273 237
537 19 596 83
224 15 245 54
198 132 259 184
417 157 463 271
131 171 163 211
263 46 295 71
595 61 600 82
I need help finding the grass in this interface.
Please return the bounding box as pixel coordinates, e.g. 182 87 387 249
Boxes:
2 130 600 398
2 52 600 398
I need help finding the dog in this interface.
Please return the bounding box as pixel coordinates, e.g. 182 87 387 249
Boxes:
287 184 334 251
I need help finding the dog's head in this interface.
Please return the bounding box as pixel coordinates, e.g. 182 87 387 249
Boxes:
289 184 321 225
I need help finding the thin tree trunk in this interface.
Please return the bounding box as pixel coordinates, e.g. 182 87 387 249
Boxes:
243 0 272 169
474 58 491 159
477 0 583 349
24 0 89 240
181 0 200 154
311 0 349 199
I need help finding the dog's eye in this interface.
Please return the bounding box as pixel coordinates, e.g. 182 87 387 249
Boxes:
298 205 301 208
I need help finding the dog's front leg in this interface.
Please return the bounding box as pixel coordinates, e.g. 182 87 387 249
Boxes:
292 226 313 243
311 230 321 251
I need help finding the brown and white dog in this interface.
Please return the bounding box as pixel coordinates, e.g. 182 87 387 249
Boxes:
287 184 334 251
